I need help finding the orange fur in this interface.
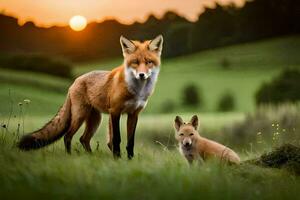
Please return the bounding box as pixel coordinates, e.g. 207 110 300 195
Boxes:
174 115 240 165
18 35 163 159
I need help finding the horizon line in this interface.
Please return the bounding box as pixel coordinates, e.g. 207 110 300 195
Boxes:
0 1 244 29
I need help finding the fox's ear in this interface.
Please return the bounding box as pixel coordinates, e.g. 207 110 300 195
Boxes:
149 35 163 55
174 116 184 131
190 115 199 130
120 35 136 55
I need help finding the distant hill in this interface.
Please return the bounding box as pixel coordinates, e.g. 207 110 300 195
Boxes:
0 0 299 61
0 35 299 115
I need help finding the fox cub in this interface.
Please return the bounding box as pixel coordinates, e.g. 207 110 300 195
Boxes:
174 115 240 165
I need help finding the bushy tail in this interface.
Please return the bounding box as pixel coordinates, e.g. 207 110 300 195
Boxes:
18 94 72 150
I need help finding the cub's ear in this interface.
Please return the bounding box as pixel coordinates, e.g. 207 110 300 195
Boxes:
149 35 163 55
174 116 184 131
190 115 199 130
120 35 136 55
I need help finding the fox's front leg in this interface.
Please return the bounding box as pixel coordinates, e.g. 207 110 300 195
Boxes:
109 113 121 158
126 112 139 159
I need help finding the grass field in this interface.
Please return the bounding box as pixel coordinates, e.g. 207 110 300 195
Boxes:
0 35 300 199
0 113 299 200
1 141 300 200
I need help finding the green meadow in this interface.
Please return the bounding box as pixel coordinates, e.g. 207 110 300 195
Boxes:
0 35 300 199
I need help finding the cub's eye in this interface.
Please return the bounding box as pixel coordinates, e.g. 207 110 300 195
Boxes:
189 133 194 136
179 133 184 136
145 60 153 65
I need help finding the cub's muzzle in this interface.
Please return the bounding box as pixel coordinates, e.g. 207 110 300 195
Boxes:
182 138 192 148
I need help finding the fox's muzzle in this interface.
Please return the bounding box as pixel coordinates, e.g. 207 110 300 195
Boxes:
135 69 151 80
135 63 152 80
138 72 147 80
126 65 159 80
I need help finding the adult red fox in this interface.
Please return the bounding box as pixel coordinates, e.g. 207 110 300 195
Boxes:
174 115 240 165
18 35 163 158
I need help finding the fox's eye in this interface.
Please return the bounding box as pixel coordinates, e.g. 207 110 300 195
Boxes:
179 133 184 136
131 59 139 65
189 133 194 136
146 60 153 65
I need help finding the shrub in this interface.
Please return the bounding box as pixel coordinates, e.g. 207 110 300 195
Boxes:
217 92 235 111
182 83 202 107
220 57 231 70
252 144 300 175
160 99 176 113
0 54 73 78
256 68 300 105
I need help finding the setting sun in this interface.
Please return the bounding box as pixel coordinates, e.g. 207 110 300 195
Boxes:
69 15 87 31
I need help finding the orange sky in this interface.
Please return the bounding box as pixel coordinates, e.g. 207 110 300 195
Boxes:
0 0 245 27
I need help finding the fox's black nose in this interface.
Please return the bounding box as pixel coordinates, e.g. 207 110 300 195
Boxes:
139 73 145 79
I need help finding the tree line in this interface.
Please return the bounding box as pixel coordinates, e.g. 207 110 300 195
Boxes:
0 0 298 61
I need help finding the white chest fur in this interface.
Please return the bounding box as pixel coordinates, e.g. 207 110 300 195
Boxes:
123 99 148 112
179 145 196 160
123 66 159 112
180 145 192 156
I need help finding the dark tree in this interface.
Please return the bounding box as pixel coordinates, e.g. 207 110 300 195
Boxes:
217 92 235 111
256 68 300 105
182 84 202 107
